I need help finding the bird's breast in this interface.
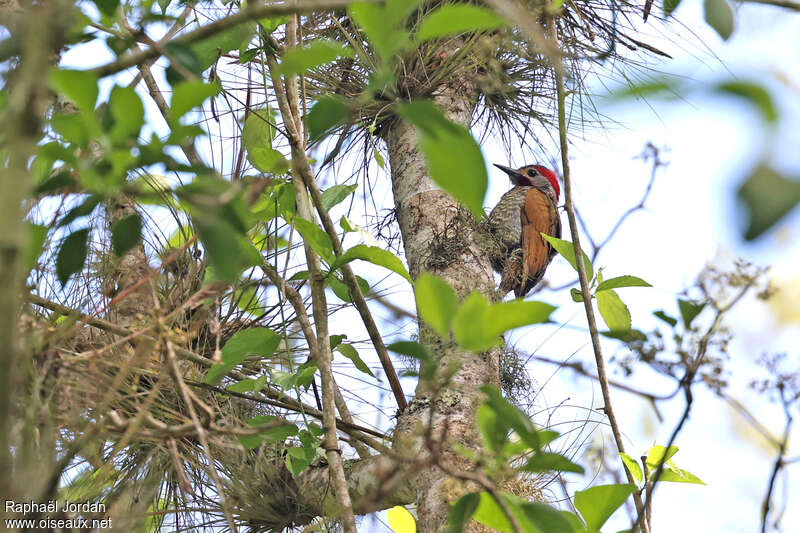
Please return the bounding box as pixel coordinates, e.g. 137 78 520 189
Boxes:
487 186 531 248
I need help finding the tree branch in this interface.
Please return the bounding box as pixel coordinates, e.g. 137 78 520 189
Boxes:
268 36 357 533
742 0 800 11
91 0 382 78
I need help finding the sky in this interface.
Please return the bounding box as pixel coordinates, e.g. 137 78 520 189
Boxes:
54 1 800 531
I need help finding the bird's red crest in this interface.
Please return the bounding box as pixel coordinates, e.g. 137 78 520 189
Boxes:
533 165 560 199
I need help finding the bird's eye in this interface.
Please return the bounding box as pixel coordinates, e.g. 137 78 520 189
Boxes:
527 169 538 178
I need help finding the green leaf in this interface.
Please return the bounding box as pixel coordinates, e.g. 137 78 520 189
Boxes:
415 273 458 338
387 341 430 362
260 15 289 32
206 327 281 385
109 85 144 143
295 363 319 389
165 42 204 84
192 24 255 70
93 0 119 17
307 95 351 142
416 5 506 43
654 465 706 485
472 492 513 532
226 376 266 393
573 484 636 531
349 3 410 59
384 0 422 24
600 329 647 342
242 107 288 173
35 170 76 196
653 310 678 327
243 108 276 144
596 289 631 331
522 452 585 474
518 501 577 533
329 334 346 350
51 113 90 146
480 386 548 451
619 452 643 483
285 429 320 475
541 234 594 281
249 146 289 174
596 275 651 291
476 404 507 451
25 224 48 272
484 300 556 339
396 101 487 218
470 492 564 533
171 80 221 121
238 416 298 449
447 493 480 532
663 0 682 15
716 81 778 123
321 183 358 211
336 343 375 377
285 446 312 476
110 213 142 256
276 39 354 76
609 77 680 101
49 69 98 112
704 0 734 40
678 299 706 328
195 220 261 282
645 444 679 467
452 292 492 351
331 244 412 282
235 286 261 315
737 165 800 240
56 228 90 286
294 218 334 263
387 506 417 533
388 340 434 380
560 511 585 532
327 274 351 302
452 293 555 352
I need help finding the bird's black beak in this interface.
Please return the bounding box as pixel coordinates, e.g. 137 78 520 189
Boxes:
493 164 524 186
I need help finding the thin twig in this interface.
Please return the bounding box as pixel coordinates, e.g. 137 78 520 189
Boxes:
761 388 793 533
742 0 800 11
550 22 649 531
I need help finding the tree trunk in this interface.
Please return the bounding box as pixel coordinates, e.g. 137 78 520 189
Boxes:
384 84 502 531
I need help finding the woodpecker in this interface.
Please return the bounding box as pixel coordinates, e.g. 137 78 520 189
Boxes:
486 163 562 297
